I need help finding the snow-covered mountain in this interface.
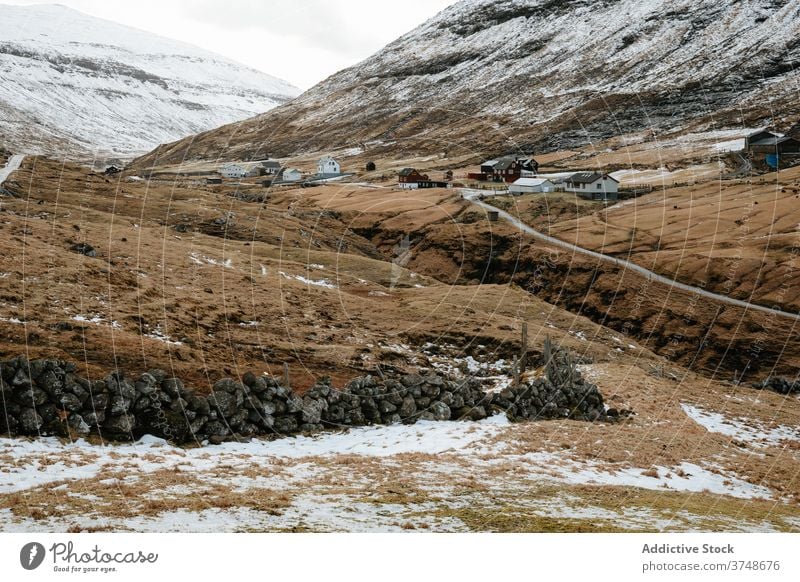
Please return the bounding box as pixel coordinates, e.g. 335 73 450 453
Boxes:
0 4 299 159
134 0 800 167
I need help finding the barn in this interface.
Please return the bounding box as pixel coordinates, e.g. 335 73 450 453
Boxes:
509 177 555 194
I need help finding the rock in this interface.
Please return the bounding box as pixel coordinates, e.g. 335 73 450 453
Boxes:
430 401 451 421
378 400 397 414
14 386 49 406
37 369 63 395
38 403 60 424
301 397 326 424
203 421 230 438
399 395 417 417
241 371 258 388
161 378 185 399
11 367 32 388
208 391 238 417
71 242 97 257
57 393 82 412
384 413 402 425
285 393 303 414
109 395 131 415
274 416 298 433
19 408 43 433
106 373 136 400
82 410 106 426
213 378 242 394
67 413 91 435
417 411 436 422
147 369 167 384
187 395 210 416
103 414 136 435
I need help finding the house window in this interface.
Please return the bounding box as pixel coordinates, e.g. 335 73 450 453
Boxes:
597 183 602 190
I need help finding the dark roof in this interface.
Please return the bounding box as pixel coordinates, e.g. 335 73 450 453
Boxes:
749 135 799 147
567 172 602 184
567 172 619 184
261 161 282 169
747 129 778 140
492 158 518 170
398 168 420 177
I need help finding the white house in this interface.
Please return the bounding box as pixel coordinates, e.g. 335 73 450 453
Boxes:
509 177 556 195
281 168 302 182
563 172 619 201
221 163 248 179
317 156 341 175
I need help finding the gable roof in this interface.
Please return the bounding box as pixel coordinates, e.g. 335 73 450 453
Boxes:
398 168 421 177
493 157 519 170
512 178 553 187
747 128 778 140
567 172 619 184
261 161 281 169
749 135 798 147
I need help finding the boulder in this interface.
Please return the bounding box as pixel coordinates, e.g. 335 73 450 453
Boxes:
208 391 238 417
430 401 451 421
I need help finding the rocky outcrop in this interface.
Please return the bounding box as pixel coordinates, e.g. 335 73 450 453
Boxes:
0 351 622 446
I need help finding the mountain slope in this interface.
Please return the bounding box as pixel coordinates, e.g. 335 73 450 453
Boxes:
134 0 800 168
0 4 299 159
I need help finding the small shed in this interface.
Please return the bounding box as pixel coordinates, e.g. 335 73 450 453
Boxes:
281 168 302 182
206 177 223 185
487 211 499 222
509 177 555 195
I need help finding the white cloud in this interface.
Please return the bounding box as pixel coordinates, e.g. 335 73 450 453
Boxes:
8 0 455 89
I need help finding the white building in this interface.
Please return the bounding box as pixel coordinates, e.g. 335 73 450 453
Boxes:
317 156 341 175
220 163 248 179
563 172 619 201
281 168 302 182
509 177 556 194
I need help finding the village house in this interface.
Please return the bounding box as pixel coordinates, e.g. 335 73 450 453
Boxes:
261 160 282 175
280 168 302 182
220 163 248 179
471 156 539 182
564 172 619 201
397 168 449 189
509 177 555 195
398 168 427 188
317 156 341 176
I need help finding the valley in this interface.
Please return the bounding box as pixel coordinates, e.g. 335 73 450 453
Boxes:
1 0 799 536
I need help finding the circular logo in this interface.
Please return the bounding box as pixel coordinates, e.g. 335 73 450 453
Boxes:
20 542 46 570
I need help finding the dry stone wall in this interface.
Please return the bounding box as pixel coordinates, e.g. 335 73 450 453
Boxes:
0 352 619 445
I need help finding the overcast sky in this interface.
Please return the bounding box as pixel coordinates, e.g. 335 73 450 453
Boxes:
10 0 455 90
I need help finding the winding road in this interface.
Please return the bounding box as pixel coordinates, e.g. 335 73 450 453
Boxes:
462 189 800 323
0 154 25 186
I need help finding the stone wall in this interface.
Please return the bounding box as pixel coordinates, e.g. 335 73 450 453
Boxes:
0 352 620 445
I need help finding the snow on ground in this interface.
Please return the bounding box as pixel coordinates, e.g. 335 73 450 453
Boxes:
681 404 800 448
190 253 233 268
279 271 337 289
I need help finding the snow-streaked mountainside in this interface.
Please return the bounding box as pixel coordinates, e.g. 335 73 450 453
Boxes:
0 4 299 159
135 0 800 167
